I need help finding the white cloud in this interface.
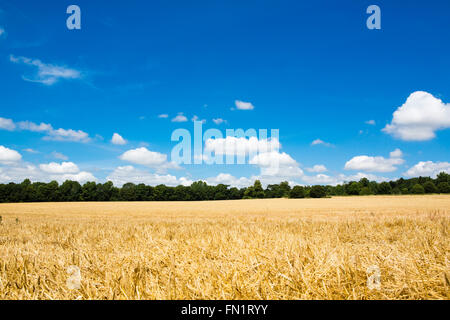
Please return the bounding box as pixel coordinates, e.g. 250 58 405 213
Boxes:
383 91 450 141
205 136 281 156
43 128 90 142
119 147 179 171
311 139 333 147
172 113 188 122
55 171 97 183
205 173 253 188
302 174 336 185
0 117 16 131
0 164 41 183
107 165 191 187
389 148 403 158
9 55 82 85
212 118 226 125
365 120 376 125
0 146 22 164
4 118 91 142
0 162 96 184
17 121 52 132
111 133 127 145
234 100 254 110
344 149 404 173
306 164 327 173
158 114 169 118
39 162 79 174
249 151 297 167
51 151 68 160
0 27 5 38
404 161 450 178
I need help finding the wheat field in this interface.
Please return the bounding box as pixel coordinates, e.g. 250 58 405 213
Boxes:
0 195 449 300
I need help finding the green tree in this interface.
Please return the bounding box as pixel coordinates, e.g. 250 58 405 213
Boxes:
310 185 326 198
60 180 82 201
359 187 372 195
253 180 265 198
436 172 450 184
423 181 438 194
347 182 361 195
289 186 305 198
411 184 425 195
119 183 136 201
437 182 450 193
377 182 392 195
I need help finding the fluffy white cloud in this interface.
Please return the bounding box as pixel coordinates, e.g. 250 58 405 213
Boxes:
55 171 97 183
205 136 281 156
0 164 41 183
389 148 403 158
9 55 82 85
0 146 22 164
0 117 16 131
107 165 191 187
119 147 179 171
234 100 254 110
383 91 450 141
39 162 79 174
365 120 376 125
205 173 253 188
306 164 327 173
311 139 333 147
158 114 169 118
43 128 90 142
404 161 450 178
111 133 127 145
0 162 96 184
344 149 404 173
249 151 297 167
172 113 188 122
0 27 5 38
302 174 336 185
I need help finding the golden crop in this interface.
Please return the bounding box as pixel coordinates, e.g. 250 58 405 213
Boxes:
0 195 449 300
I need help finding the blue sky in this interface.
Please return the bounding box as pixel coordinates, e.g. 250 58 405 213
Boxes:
0 0 449 187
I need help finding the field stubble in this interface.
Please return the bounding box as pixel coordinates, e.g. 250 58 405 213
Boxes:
0 195 449 300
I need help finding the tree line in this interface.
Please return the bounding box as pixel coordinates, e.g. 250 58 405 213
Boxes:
0 172 449 203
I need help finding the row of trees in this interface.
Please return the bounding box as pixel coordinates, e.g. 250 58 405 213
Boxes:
0 172 449 203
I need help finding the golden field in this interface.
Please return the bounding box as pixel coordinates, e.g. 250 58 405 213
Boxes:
0 195 449 300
